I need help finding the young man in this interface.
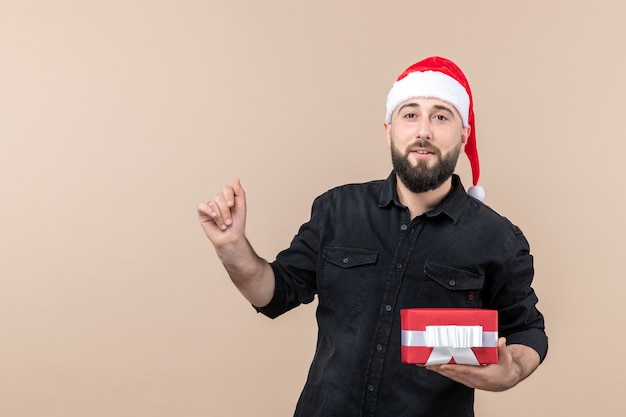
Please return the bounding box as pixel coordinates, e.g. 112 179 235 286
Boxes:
198 56 548 417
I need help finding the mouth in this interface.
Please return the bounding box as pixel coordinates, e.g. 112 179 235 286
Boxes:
408 139 438 156
409 148 436 158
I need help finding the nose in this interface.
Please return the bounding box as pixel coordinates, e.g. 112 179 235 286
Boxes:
416 118 432 140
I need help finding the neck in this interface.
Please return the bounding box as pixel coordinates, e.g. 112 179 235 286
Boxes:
395 176 453 219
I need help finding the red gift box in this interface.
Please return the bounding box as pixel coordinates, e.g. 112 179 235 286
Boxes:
400 308 498 366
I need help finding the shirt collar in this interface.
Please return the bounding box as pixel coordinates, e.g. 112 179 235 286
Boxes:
378 172 399 208
378 172 468 223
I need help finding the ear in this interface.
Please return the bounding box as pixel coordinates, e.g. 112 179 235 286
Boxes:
460 125 471 152
384 122 392 147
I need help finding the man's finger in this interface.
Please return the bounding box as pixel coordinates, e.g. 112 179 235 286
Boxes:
211 195 233 228
220 184 236 208
233 177 245 198
197 202 215 221
232 177 247 212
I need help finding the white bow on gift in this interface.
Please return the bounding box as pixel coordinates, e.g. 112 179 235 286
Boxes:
401 325 498 365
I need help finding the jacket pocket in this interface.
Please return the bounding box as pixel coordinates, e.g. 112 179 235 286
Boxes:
320 246 378 316
323 246 379 269
419 262 485 307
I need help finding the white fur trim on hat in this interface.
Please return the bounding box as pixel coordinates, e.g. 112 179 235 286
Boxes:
385 70 470 125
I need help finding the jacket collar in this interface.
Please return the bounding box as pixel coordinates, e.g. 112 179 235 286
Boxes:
379 172 469 223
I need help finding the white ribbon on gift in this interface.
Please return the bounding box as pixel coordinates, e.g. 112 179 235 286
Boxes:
401 325 498 365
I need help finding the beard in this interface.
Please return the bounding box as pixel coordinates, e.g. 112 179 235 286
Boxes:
390 137 462 193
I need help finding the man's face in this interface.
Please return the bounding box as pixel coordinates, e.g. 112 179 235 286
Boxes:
384 98 470 193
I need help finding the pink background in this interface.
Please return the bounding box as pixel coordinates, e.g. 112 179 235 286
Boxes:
1 1 624 416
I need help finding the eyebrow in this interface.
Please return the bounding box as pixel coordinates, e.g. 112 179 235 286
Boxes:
396 102 419 113
432 104 457 118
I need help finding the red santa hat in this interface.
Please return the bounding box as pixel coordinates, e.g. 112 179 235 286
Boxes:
386 56 485 201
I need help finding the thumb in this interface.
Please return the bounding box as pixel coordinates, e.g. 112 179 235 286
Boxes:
498 337 507 348
232 177 247 214
233 177 245 200
497 337 510 364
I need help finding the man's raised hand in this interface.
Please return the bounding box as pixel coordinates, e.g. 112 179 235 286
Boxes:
197 178 247 249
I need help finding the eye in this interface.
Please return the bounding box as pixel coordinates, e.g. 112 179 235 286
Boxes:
434 114 448 121
404 112 417 119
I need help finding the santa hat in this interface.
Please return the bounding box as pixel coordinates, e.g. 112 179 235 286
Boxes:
386 56 485 201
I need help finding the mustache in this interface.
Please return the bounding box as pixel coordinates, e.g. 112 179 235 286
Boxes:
406 140 440 155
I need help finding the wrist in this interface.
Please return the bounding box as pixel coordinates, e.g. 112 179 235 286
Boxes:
217 238 266 280
507 343 540 384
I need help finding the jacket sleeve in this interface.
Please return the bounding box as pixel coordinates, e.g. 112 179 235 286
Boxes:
485 226 548 362
255 193 327 319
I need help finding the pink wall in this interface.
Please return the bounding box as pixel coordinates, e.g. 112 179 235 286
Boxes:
1 1 624 416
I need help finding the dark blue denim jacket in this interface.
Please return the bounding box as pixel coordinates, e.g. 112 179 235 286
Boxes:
258 173 548 417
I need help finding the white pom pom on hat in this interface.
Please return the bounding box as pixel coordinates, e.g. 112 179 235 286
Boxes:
386 56 484 201
467 184 485 201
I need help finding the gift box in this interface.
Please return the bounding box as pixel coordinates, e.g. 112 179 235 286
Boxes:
400 308 498 366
